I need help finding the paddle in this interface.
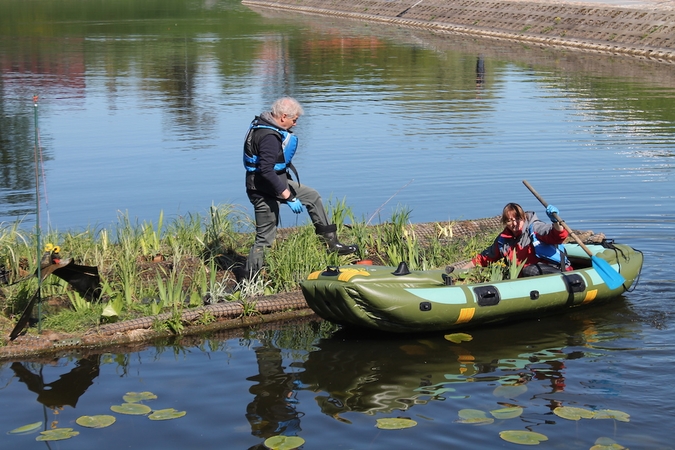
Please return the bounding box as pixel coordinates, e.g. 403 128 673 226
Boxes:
522 180 625 290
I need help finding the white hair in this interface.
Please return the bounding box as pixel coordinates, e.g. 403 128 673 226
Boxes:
270 97 304 118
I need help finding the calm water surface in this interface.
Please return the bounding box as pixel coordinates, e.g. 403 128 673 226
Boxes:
1 0 675 448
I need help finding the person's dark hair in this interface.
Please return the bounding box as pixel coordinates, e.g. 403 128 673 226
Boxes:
501 202 526 225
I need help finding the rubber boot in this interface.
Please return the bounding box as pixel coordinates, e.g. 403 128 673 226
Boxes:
316 224 358 256
234 247 264 283
232 265 251 284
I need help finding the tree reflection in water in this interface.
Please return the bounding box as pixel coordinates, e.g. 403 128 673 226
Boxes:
10 355 100 408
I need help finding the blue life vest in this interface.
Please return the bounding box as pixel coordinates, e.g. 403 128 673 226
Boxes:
528 224 569 267
243 121 298 174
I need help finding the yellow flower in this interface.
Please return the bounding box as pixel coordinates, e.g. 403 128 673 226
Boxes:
53 246 61 253
44 243 54 252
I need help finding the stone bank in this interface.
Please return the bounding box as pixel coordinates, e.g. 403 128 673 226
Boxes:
242 0 675 61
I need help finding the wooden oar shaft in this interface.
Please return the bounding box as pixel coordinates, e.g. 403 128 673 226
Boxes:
522 180 595 257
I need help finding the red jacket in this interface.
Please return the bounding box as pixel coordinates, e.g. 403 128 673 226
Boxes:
472 212 570 270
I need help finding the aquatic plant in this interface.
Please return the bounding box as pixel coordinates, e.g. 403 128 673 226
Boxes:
507 250 526 279
139 212 164 260
35 428 79 441
264 435 305 449
499 430 548 445
266 225 333 293
375 417 418 429
457 409 494 424
155 266 186 310
444 332 473 344
110 403 152 415
148 408 186 420
123 391 157 402
75 415 116 428
0 202 498 338
7 421 42 435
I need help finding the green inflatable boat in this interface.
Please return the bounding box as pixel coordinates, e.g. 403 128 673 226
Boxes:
300 242 643 333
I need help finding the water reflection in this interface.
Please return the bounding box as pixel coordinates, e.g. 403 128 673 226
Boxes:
10 355 100 408
299 303 636 420
475 55 485 90
246 342 303 448
3 0 675 228
0 99 48 218
0 306 661 448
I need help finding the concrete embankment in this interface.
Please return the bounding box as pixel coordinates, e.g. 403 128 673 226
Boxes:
242 0 675 62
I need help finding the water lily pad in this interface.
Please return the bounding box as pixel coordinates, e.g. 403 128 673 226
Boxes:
553 406 594 420
590 437 626 449
457 409 494 425
444 333 473 344
123 391 158 403
263 435 305 449
493 384 528 398
111 403 152 415
8 421 42 435
375 418 418 430
76 415 116 428
490 406 524 419
35 428 79 441
499 430 548 445
148 408 187 421
593 409 630 422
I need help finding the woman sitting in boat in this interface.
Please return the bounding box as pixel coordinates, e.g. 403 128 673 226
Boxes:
458 202 572 277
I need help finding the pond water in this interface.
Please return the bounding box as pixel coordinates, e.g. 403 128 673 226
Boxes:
1 0 675 448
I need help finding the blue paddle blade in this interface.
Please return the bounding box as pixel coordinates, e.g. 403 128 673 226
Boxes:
591 255 625 290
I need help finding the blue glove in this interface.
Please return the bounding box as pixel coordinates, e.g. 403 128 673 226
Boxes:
546 205 560 223
287 198 303 214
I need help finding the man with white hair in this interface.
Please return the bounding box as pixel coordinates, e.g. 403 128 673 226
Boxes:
239 96 358 280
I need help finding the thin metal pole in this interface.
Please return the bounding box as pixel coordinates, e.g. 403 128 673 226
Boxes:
33 95 42 334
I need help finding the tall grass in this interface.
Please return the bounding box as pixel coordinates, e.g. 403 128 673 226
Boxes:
1 203 498 336
155 266 186 310
139 210 164 259
348 205 491 270
266 225 343 293
201 204 249 258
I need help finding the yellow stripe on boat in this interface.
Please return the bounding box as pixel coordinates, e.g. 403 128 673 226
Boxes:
455 308 475 324
307 271 322 280
338 269 370 282
583 289 598 304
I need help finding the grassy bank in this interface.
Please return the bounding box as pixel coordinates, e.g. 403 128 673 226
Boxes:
0 202 499 343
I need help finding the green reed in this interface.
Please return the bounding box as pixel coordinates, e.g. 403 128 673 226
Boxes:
1 202 499 337
265 225 332 293
139 210 164 259
155 266 186 311
201 203 248 258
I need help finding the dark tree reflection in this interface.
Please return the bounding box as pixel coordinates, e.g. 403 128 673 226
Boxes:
10 355 100 408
